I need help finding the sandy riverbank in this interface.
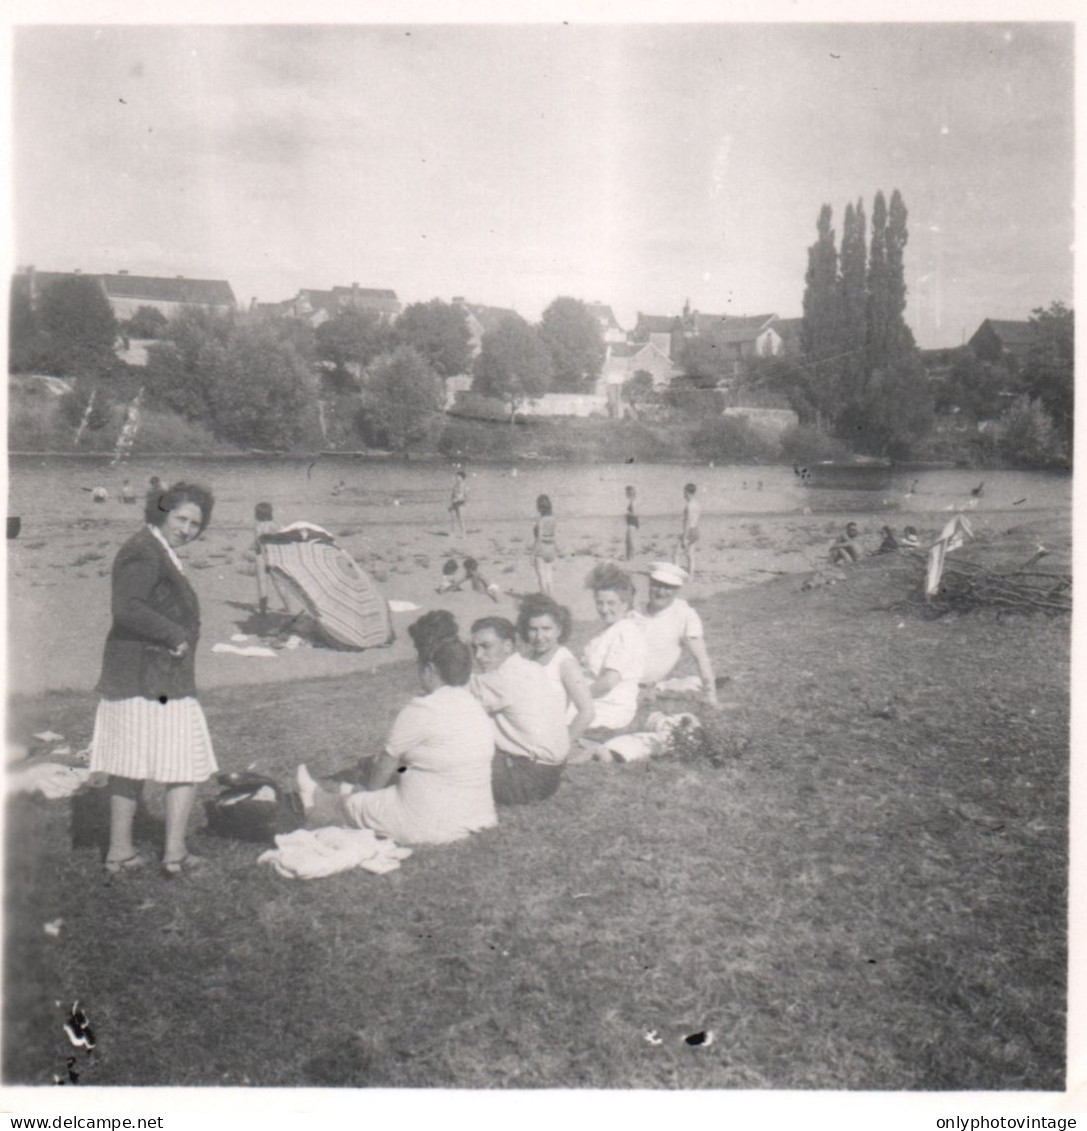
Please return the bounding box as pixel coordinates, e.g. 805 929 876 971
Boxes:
7 492 1068 706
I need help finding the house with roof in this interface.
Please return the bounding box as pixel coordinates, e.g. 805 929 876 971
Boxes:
451 297 521 358
967 319 1034 368
631 305 784 371
768 317 803 356
585 302 626 344
631 313 683 358
251 284 401 327
15 266 237 321
682 308 783 364
598 340 677 392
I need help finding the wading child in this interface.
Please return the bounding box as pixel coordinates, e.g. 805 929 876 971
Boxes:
449 469 468 539
675 483 701 579
624 485 639 561
531 494 559 596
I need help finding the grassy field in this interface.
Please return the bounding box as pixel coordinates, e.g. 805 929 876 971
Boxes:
3 518 1070 1090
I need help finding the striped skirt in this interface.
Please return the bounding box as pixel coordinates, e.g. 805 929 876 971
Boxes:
90 697 218 784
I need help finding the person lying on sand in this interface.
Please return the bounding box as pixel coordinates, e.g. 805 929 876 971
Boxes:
436 558 462 593
464 557 501 602
296 613 496 846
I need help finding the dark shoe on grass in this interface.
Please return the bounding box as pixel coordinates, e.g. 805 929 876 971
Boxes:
161 853 207 879
104 852 151 875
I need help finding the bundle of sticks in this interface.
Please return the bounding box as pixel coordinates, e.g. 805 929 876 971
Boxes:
925 552 1071 614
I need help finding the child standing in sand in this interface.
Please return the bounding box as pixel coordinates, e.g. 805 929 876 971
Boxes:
531 494 559 596
675 483 701 579
449 469 468 539
623 485 639 561
253 502 289 621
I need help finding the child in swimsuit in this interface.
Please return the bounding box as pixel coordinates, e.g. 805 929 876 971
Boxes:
624 485 639 561
676 483 700 579
532 494 559 596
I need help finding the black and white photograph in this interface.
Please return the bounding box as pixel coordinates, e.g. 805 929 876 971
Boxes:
2 1 1078 1122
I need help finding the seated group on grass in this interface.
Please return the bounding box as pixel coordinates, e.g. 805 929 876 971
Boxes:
295 559 721 848
830 522 922 565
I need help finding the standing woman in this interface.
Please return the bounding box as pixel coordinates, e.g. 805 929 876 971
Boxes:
531 493 559 596
91 482 218 876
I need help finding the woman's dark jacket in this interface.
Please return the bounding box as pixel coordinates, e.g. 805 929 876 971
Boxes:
96 526 201 702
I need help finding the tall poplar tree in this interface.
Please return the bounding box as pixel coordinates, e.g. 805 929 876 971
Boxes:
838 198 868 408
865 190 889 371
800 204 843 425
884 189 916 362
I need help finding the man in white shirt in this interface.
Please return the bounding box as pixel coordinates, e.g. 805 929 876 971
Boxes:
641 561 720 708
469 616 570 804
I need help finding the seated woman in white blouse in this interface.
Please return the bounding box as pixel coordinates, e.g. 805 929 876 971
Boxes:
296 613 496 846
580 561 647 733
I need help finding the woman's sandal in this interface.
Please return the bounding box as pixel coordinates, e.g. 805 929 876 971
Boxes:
161 854 206 878
104 852 151 875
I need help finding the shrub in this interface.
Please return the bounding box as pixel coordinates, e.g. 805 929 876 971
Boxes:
778 423 852 465
689 415 778 462
129 409 237 454
996 396 1068 469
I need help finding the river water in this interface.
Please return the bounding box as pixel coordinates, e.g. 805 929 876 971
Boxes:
7 455 1071 538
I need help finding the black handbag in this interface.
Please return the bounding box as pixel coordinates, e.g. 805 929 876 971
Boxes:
204 772 305 843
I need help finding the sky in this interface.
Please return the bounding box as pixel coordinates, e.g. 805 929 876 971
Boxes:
8 16 1075 349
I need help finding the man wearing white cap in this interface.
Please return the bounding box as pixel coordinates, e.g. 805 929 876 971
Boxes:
641 561 720 707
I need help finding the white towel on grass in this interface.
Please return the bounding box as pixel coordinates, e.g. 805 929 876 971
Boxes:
257 827 412 879
212 643 279 658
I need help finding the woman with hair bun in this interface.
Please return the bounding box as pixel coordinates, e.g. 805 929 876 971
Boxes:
296 614 496 845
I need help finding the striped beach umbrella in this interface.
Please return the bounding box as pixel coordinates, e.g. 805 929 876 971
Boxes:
262 531 393 650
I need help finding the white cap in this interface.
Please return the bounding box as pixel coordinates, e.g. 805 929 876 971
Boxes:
648 561 688 587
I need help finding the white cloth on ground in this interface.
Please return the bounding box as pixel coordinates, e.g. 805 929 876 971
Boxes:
7 762 91 799
653 675 704 696
257 827 412 879
600 711 701 764
212 642 279 658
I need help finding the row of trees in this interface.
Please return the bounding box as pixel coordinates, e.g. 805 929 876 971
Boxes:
314 295 608 418
929 301 1074 447
740 190 1072 463
8 276 614 451
787 189 933 457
